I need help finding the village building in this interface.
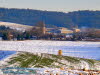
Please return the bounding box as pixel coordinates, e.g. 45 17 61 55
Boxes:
59 27 73 34
46 27 73 34
73 28 81 33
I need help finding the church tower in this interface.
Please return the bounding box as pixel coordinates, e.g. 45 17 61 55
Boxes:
42 23 46 35
36 21 46 35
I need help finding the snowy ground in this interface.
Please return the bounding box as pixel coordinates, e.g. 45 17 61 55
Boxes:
0 40 100 60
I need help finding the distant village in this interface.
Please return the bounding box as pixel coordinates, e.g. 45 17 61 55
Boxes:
0 21 100 41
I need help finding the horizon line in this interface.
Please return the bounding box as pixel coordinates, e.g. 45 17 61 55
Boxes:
0 7 100 13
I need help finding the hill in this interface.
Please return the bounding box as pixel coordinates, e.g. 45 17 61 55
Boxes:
1 51 100 70
0 21 33 31
0 8 100 28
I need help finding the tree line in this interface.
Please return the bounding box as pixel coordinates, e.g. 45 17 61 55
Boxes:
0 25 99 41
0 8 100 29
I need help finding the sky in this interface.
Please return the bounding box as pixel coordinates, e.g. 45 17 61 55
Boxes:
0 0 100 12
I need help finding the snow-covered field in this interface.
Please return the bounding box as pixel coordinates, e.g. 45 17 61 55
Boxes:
0 40 100 60
0 21 32 31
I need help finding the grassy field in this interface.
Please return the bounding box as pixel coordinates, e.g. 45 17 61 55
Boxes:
7 52 100 70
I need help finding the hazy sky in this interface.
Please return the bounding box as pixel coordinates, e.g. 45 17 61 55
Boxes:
0 0 100 12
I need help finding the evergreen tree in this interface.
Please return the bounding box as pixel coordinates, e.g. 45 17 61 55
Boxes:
2 32 8 40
